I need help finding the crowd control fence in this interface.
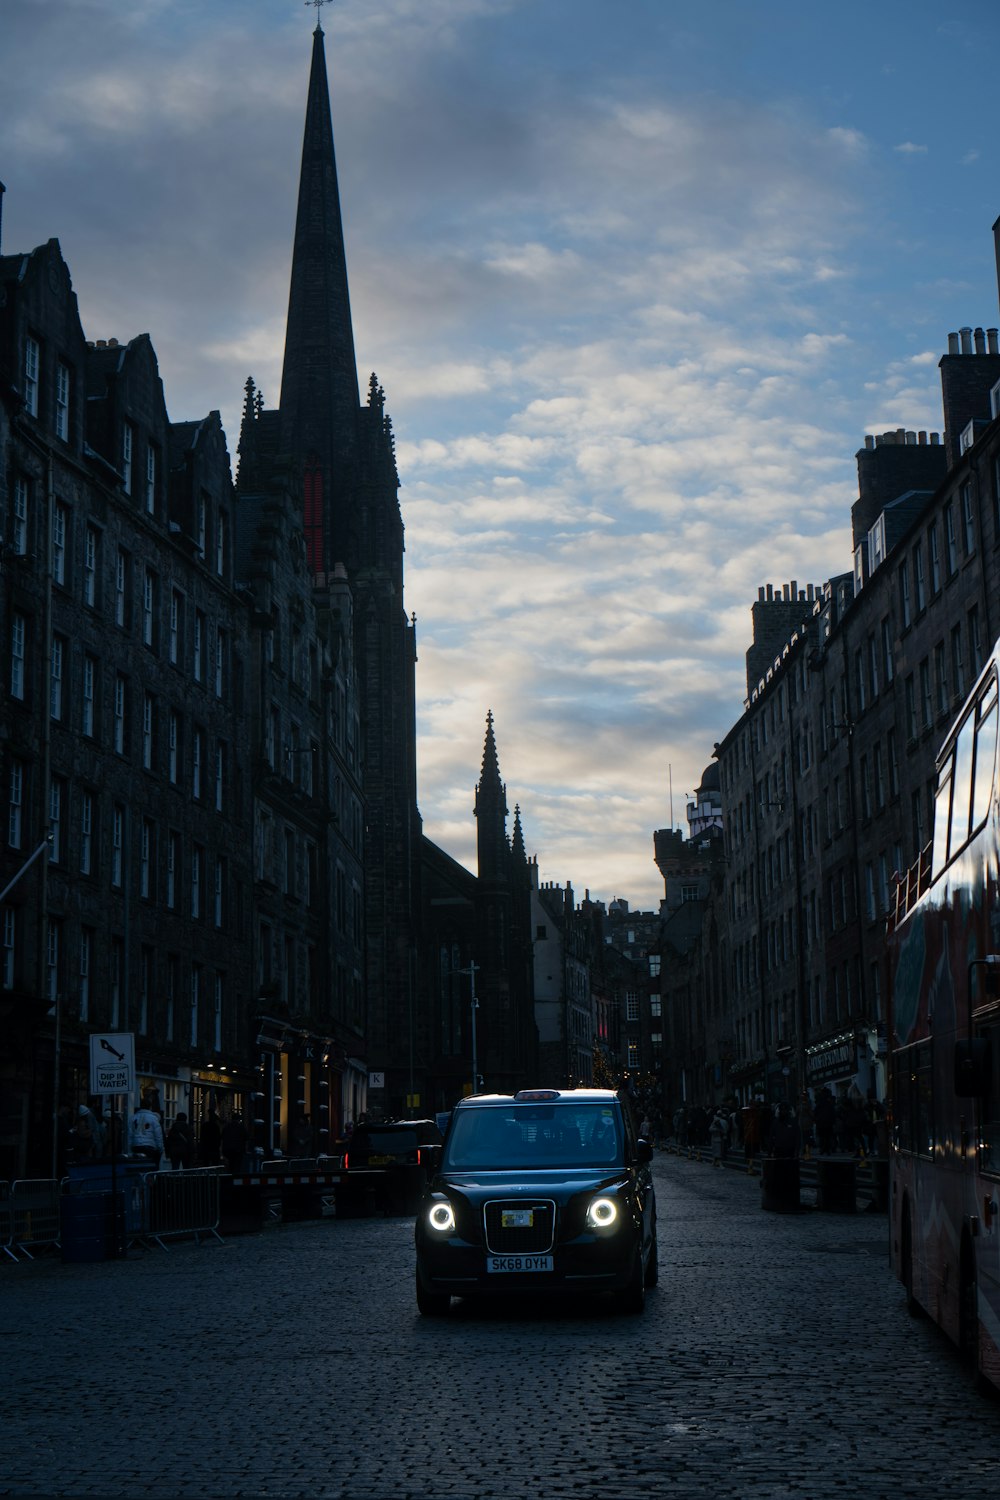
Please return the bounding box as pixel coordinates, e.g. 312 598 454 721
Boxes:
145 1167 223 1248
0 1180 15 1261
10 1179 62 1257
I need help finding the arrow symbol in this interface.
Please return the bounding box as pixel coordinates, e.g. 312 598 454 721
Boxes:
100 1039 125 1062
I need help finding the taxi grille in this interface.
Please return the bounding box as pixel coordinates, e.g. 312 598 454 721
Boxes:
484 1199 556 1254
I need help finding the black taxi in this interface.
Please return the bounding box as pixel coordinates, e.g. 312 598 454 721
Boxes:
414 1088 657 1315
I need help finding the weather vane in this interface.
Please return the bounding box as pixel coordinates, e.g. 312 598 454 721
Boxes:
305 0 329 18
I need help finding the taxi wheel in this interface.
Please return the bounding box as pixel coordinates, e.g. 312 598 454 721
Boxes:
618 1248 646 1314
644 1232 659 1288
416 1269 451 1317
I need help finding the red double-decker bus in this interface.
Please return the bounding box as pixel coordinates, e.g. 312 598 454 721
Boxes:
889 639 1000 1388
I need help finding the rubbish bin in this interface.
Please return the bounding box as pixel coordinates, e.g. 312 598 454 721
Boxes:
760 1156 801 1212
816 1156 857 1213
61 1192 117 1263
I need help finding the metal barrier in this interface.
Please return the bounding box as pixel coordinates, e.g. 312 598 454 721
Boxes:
11 1179 61 1258
0 1180 15 1262
145 1167 223 1249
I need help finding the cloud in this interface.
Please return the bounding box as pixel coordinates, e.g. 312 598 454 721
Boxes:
894 141 928 154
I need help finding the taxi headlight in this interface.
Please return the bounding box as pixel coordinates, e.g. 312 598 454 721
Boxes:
586 1196 618 1229
427 1201 456 1233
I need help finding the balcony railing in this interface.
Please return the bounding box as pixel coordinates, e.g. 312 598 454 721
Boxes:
888 842 932 934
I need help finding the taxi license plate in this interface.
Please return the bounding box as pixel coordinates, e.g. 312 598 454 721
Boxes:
369 1154 393 1166
487 1255 553 1273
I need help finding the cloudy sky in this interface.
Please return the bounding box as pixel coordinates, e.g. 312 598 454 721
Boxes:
3 0 998 910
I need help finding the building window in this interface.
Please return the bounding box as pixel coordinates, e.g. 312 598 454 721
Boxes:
169 589 181 665
140 818 153 899
79 928 92 1023
84 525 98 607
934 641 948 716
145 444 157 515
919 657 932 730
214 857 225 928
122 423 134 495
46 920 60 1010
80 791 93 875
82 655 96 738
913 544 926 614
216 512 227 578
49 778 64 863
142 567 156 648
627 1041 639 1069
215 627 226 698
881 615 899 687
142 692 154 770
50 634 65 721
55 361 70 441
10 614 26 701
190 964 200 1047
166 956 177 1043
213 973 224 1051
951 624 966 701
191 845 202 919
899 564 911 629
193 610 204 682
215 741 226 812
197 493 207 558
192 728 203 800
115 548 128 627
962 481 976 556
2 908 15 990
8 760 24 849
969 605 983 679
626 991 639 1022
24 336 39 417
905 674 917 741
945 501 958 575
113 674 127 755
112 805 124 888
12 476 29 555
168 711 180 784
929 523 941 593
166 832 178 909
52 502 67 586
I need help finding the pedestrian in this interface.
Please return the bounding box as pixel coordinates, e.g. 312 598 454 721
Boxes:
709 1107 728 1168
291 1114 314 1157
771 1104 798 1158
639 1114 652 1141
221 1112 249 1175
129 1102 165 1167
199 1109 221 1166
165 1111 195 1170
71 1104 99 1161
813 1087 836 1154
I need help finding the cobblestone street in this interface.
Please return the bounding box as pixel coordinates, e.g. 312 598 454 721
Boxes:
1 1154 996 1500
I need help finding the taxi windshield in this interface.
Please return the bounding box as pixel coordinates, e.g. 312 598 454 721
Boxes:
444 1104 623 1170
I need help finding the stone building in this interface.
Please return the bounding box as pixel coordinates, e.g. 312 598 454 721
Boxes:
0 235 253 1175
675 241 1000 1114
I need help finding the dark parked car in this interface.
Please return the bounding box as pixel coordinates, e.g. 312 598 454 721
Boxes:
342 1119 443 1213
414 1088 656 1315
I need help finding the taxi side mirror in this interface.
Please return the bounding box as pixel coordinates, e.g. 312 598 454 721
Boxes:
635 1138 653 1163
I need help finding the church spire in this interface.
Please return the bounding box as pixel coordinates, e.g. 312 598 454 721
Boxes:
475 711 510 880
279 23 359 469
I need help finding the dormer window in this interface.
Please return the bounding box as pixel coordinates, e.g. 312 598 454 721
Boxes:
55 362 70 441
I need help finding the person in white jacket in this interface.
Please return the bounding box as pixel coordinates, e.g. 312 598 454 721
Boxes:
129 1105 164 1166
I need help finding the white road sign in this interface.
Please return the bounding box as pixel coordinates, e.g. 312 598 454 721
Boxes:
368 1071 385 1089
89 1032 136 1095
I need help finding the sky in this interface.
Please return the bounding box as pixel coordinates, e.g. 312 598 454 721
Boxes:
3 0 998 911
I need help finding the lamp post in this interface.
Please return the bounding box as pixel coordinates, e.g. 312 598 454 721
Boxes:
460 961 480 1094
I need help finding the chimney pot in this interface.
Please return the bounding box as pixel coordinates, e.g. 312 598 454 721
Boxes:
948 332 960 354
931 432 940 444
758 586 765 602
975 327 987 354
961 327 973 354
864 434 874 450
988 329 999 355
905 431 916 444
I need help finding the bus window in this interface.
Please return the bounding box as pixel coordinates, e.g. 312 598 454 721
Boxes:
980 1018 1000 1174
894 1040 934 1154
932 761 953 879
951 715 976 857
972 686 998 834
